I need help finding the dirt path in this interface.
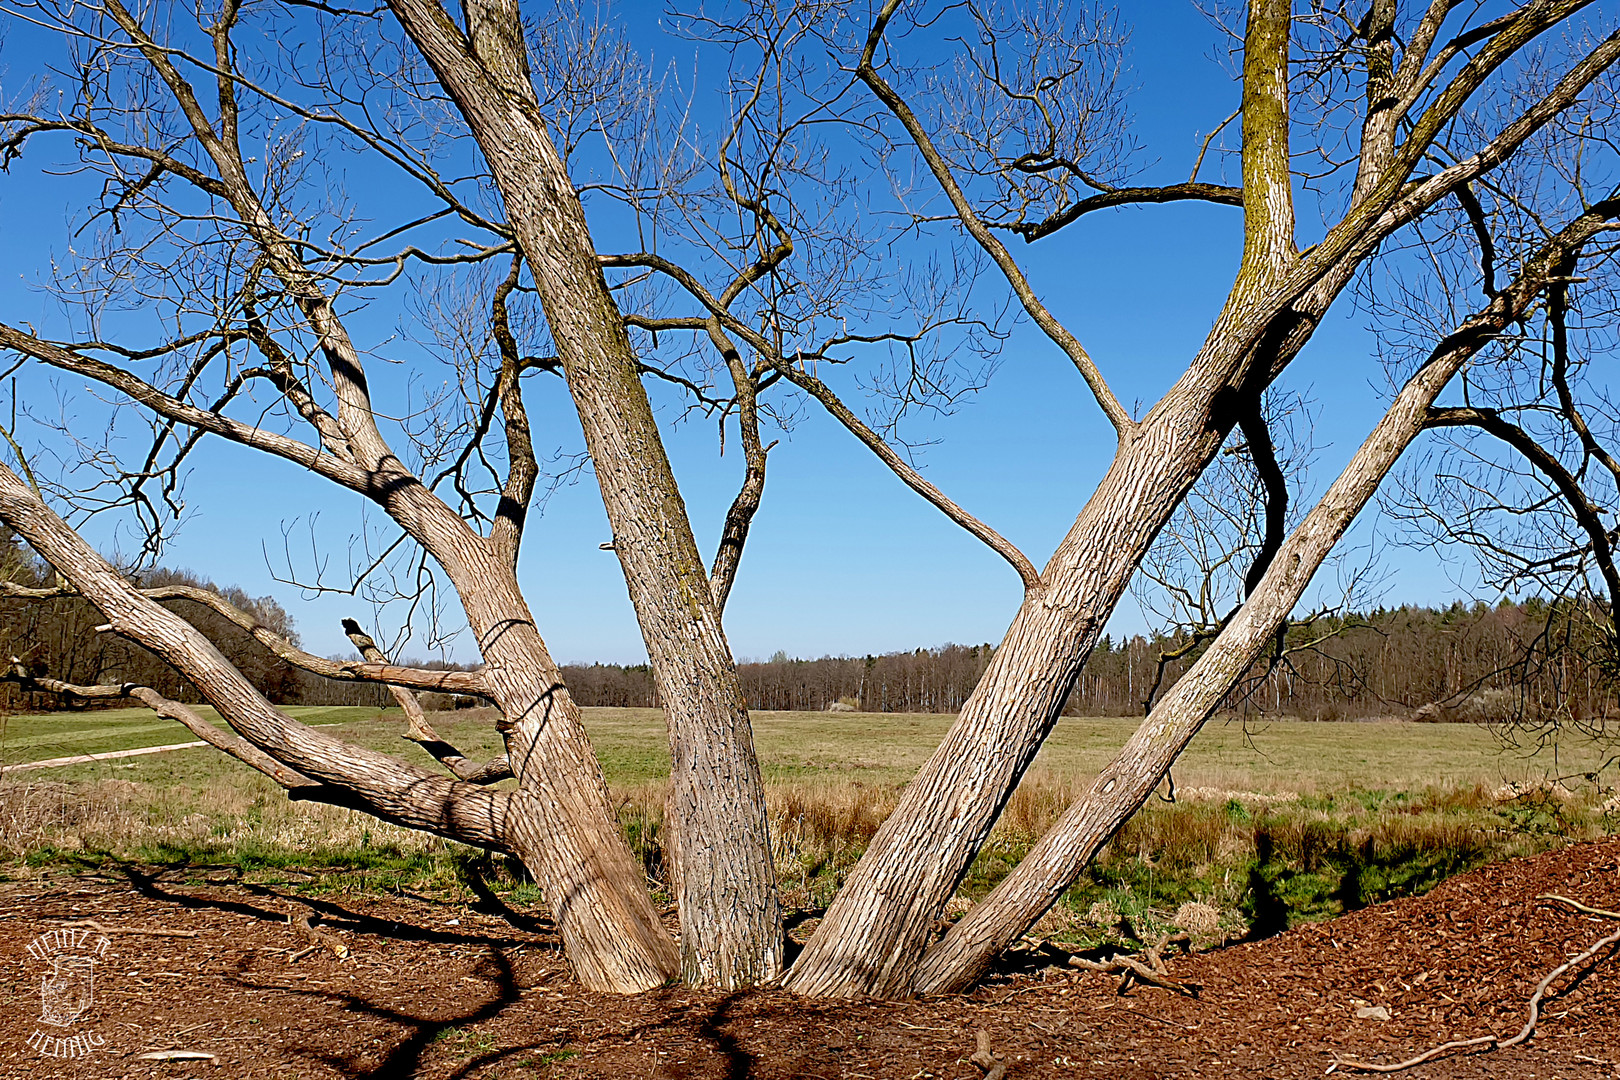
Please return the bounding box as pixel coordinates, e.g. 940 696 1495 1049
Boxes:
0 741 209 773
0 838 1615 1078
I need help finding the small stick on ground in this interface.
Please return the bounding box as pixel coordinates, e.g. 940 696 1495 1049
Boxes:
1331 895 1620 1074
1538 893 1620 920
136 1050 218 1064
60 919 198 938
1069 951 1201 997
970 1029 1007 1080
287 906 350 961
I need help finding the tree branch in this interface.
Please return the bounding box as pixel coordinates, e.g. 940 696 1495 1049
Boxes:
1424 404 1620 613
0 323 370 491
0 579 490 696
770 361 1042 593
856 0 1133 435
1008 182 1243 243
341 618 511 783
706 320 769 614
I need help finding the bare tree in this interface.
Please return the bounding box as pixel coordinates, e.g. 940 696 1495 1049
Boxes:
2 0 1618 999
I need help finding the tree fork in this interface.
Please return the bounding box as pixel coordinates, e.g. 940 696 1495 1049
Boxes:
782 0 1306 998
910 207 1617 995
387 0 781 987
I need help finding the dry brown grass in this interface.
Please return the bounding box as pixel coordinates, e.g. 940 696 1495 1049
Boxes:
0 774 452 883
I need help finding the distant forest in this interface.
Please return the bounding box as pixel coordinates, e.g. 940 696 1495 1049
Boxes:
2 533 1613 721
6 534 1613 725
569 599 1615 722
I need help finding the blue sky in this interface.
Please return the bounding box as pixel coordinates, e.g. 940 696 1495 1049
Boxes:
0 1 1471 665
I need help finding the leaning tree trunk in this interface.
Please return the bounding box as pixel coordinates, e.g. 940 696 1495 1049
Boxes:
907 204 1614 992
779 380 1238 996
783 0 1302 996
0 454 681 993
434 546 683 991
387 0 781 988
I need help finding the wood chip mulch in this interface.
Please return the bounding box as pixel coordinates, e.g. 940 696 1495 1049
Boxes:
0 837 1615 1079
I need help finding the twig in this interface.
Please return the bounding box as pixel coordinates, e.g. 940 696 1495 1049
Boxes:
60 919 198 938
970 1029 1007 1080
287 906 350 960
1331 896 1620 1074
1069 952 1201 997
1538 893 1620 920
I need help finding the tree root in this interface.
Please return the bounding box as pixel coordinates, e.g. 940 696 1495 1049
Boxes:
970 1029 1007 1080
1067 931 1199 997
1330 895 1620 1074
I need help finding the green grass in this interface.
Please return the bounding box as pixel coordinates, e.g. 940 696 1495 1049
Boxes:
3 704 1615 940
8 704 1611 792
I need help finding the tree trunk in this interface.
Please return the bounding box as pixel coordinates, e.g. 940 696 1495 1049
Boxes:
443 555 682 992
784 1 1303 996
909 207 1611 994
387 0 781 987
0 458 680 992
781 387 1234 996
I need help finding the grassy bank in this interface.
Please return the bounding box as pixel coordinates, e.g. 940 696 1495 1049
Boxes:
3 706 1615 944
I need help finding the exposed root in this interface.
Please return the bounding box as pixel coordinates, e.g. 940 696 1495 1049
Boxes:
1067 931 1200 997
970 1029 1008 1080
1331 895 1620 1074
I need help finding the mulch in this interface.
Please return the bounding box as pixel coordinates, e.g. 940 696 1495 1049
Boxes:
0 837 1615 1079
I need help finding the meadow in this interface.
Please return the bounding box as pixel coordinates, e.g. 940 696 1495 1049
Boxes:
2 704 1615 950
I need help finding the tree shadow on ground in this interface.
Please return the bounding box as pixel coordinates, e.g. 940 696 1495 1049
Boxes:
455 858 557 937
117 860 538 948
287 947 525 1078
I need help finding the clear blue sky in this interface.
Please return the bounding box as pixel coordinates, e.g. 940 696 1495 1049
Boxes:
0 1 1467 665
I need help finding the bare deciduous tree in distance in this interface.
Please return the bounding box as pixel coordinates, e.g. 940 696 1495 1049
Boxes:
1 0 1618 998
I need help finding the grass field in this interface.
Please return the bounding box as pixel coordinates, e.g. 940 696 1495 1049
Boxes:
3 704 1616 948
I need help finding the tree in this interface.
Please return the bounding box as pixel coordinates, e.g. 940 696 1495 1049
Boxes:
1 0 1618 998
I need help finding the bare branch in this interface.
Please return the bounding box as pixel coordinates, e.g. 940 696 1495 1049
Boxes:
1424 403 1620 615
1010 182 1243 242
771 361 1042 593
341 617 510 783
857 0 1133 435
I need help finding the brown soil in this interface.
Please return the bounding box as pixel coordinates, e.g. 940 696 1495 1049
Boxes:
1 839 1615 1079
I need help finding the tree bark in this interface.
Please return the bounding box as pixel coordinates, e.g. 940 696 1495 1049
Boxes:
80 0 683 993
387 0 781 987
782 0 1300 997
910 203 1616 994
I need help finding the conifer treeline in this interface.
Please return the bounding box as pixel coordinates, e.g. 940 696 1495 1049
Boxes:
4 524 1613 720
564 601 1617 721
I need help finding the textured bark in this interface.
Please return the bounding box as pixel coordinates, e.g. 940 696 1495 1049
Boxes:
387 0 780 987
780 385 1240 997
911 203 1619 994
782 1 1302 998
8 0 680 994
